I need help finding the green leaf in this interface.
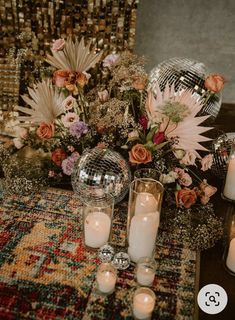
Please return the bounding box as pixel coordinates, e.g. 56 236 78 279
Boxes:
152 141 169 151
146 126 157 142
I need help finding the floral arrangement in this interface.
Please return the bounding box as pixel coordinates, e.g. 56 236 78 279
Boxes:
3 36 225 249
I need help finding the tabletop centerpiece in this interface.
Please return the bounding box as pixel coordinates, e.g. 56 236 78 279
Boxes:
1 35 225 250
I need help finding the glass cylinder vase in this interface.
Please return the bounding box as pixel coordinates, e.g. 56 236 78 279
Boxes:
222 142 235 202
127 178 164 263
83 194 114 250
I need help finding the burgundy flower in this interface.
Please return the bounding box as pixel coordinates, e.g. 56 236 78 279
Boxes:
139 115 148 130
153 131 165 144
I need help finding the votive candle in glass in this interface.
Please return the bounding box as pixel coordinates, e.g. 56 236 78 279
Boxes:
136 257 157 286
132 287 156 320
96 263 117 295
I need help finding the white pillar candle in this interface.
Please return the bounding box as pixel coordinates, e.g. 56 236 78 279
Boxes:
133 292 155 320
128 212 159 263
223 158 235 200
226 238 235 273
97 270 116 294
84 211 111 248
135 192 158 216
137 265 155 286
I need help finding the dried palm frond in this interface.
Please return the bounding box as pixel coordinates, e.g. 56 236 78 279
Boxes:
146 82 213 158
45 37 103 72
17 80 65 124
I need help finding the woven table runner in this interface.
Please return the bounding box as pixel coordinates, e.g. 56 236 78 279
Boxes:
0 188 197 319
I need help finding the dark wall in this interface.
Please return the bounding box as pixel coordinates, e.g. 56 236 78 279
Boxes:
135 0 235 103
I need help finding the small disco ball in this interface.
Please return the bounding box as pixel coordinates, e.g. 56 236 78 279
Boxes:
211 132 235 180
149 57 221 119
71 147 131 204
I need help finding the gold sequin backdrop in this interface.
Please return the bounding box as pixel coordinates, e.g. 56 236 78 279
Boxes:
0 0 139 111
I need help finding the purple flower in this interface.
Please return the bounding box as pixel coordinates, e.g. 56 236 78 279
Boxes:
69 121 88 138
61 152 80 176
103 54 119 69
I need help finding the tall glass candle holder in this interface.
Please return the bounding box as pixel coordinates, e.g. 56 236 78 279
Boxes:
127 178 164 263
83 194 114 250
222 142 235 202
223 204 235 276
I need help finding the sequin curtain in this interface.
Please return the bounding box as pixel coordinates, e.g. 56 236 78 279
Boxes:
0 0 139 110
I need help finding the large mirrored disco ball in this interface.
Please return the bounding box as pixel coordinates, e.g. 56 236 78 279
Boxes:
71 147 131 204
149 57 222 119
211 132 235 180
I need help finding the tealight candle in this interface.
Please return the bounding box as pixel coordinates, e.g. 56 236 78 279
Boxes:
133 287 156 320
136 257 156 286
96 263 117 295
84 211 111 248
226 238 235 273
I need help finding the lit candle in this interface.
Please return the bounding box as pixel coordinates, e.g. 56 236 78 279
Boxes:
96 264 117 294
137 265 155 286
133 291 155 320
135 192 158 216
128 212 159 263
223 157 235 200
226 238 235 273
84 211 111 248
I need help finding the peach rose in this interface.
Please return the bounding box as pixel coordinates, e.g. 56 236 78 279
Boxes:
175 188 197 209
51 148 67 167
53 70 69 88
180 151 197 166
129 144 152 164
201 154 213 171
204 74 225 93
36 123 54 139
52 39 65 51
132 76 146 90
198 179 217 205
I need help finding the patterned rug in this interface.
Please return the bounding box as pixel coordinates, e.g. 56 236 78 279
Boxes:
0 188 197 319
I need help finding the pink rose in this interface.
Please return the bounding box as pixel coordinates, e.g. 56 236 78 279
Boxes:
174 167 192 187
153 131 165 145
201 154 213 171
18 128 28 139
62 96 77 111
52 38 65 51
180 151 197 166
204 74 225 93
61 112 79 128
36 123 54 139
103 54 119 68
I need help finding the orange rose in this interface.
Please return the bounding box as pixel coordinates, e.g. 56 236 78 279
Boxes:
204 74 225 93
132 76 146 90
175 188 197 209
36 123 54 139
129 144 152 164
77 72 89 88
53 70 70 87
51 148 67 167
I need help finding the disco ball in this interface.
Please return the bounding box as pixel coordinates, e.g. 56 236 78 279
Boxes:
71 148 131 204
211 132 235 180
149 57 222 119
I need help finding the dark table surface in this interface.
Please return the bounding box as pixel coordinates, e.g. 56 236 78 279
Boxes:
199 103 235 320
